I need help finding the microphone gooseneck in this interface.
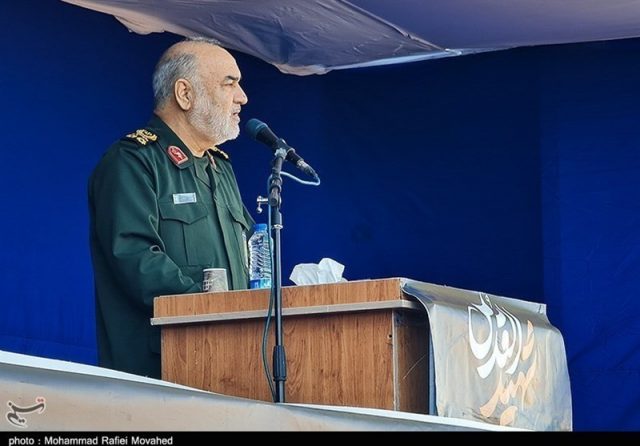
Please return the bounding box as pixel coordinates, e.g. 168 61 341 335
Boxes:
245 119 319 179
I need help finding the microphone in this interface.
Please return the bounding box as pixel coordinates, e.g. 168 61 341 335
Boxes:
245 118 318 179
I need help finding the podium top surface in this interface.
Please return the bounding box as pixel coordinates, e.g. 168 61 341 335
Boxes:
153 278 413 321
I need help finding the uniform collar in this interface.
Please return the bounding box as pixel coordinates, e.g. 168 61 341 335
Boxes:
147 115 232 169
147 114 194 169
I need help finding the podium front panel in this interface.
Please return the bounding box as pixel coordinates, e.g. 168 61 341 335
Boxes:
154 279 429 413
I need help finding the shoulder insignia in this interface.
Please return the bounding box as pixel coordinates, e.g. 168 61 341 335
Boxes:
126 129 158 146
167 145 189 165
209 147 229 160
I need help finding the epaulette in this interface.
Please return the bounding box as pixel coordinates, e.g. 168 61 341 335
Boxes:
208 147 229 160
126 129 158 146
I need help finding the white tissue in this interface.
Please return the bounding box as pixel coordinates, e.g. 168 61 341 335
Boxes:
289 258 347 285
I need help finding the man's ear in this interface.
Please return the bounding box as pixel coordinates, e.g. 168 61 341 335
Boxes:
174 78 194 111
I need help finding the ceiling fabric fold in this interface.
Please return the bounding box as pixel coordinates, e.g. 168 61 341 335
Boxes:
62 0 640 75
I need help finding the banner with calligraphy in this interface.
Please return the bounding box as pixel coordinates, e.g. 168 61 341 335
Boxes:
402 279 572 431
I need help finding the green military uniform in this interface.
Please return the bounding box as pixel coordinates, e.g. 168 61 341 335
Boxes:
89 115 254 378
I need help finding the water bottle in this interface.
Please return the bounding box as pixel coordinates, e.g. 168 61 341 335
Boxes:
248 223 272 289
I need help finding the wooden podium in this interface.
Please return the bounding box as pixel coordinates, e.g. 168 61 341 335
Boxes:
152 278 430 414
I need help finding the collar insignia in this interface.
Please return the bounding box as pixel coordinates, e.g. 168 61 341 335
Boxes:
167 145 189 165
209 147 229 160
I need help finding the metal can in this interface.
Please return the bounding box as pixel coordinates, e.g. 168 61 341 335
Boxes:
202 268 229 292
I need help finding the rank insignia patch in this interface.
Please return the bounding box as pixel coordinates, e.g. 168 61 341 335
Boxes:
167 145 189 165
126 129 158 145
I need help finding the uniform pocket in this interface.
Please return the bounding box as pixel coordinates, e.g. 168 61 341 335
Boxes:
227 205 251 231
227 205 251 271
158 201 209 266
159 201 207 224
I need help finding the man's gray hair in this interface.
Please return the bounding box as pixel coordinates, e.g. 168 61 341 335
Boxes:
152 37 221 109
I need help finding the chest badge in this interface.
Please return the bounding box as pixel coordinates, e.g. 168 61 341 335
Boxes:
167 145 189 165
173 193 197 204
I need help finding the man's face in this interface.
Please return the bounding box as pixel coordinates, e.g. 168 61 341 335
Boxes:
188 47 248 146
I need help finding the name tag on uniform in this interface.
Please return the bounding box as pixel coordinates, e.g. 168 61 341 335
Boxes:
173 193 197 204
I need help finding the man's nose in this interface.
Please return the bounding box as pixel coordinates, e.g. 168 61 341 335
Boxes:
236 85 248 105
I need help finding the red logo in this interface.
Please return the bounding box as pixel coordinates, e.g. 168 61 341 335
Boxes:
167 146 188 165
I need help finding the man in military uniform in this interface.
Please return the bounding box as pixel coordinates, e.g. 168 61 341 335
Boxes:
89 38 253 378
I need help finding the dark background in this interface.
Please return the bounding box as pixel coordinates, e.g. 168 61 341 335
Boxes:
1 0 638 430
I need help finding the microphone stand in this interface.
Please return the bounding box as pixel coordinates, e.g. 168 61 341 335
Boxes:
268 147 287 403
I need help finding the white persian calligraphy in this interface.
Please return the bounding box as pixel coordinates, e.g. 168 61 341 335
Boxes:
468 293 523 379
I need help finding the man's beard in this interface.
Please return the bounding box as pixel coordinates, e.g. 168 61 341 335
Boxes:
189 86 239 145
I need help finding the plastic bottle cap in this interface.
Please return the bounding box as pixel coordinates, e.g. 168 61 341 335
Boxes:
253 223 268 231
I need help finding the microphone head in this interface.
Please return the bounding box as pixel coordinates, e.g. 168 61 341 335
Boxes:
245 118 267 138
245 118 278 148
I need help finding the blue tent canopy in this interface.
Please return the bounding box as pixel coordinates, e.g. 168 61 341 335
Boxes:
62 0 640 74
